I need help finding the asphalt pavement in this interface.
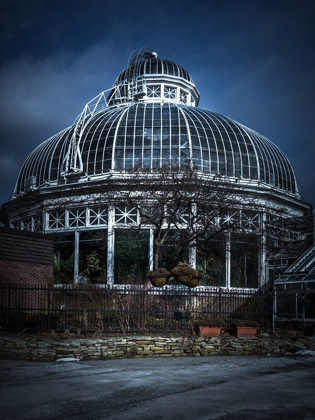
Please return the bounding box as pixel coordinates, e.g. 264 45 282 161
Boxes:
0 355 315 420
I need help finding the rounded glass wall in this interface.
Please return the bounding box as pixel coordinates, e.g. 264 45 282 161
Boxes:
16 103 297 195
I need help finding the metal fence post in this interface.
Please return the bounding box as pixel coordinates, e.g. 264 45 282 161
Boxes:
265 290 268 331
272 291 277 329
47 284 51 331
8 283 11 330
165 287 168 332
303 292 306 331
107 285 110 332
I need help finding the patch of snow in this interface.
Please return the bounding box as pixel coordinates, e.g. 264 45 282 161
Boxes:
295 350 315 357
285 349 315 357
56 357 82 362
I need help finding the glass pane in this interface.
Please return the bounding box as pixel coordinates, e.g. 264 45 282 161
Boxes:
114 229 149 284
196 235 226 287
48 211 65 230
305 293 315 318
164 85 176 99
89 208 108 226
230 234 259 288
79 230 107 283
54 232 74 284
160 230 189 284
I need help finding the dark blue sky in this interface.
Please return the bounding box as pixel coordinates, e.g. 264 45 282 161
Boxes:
0 0 314 208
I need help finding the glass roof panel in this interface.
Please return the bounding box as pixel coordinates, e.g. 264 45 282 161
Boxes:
15 103 298 197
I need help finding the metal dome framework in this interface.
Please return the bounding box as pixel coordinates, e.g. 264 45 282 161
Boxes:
15 103 297 196
4 48 312 289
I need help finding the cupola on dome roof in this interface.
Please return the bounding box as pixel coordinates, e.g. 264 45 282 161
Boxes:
13 47 298 197
115 56 194 84
109 47 200 107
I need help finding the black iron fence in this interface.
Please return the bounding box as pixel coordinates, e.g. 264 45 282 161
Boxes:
0 284 312 334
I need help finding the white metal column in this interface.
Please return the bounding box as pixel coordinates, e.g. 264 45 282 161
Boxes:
74 231 79 283
260 213 267 287
107 206 115 285
189 203 197 269
149 228 154 271
189 246 197 269
44 210 49 233
226 233 231 289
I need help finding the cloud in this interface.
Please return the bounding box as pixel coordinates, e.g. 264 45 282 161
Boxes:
0 42 129 204
199 51 315 206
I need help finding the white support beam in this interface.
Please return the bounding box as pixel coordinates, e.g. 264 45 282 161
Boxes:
149 228 154 271
226 233 231 289
189 203 197 269
74 231 79 283
189 246 197 269
107 206 115 285
260 212 267 287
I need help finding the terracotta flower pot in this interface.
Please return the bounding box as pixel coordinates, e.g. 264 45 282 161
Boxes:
150 277 167 287
233 326 258 338
197 326 222 337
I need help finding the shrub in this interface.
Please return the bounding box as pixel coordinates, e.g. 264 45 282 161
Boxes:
194 318 225 328
171 263 198 278
232 320 259 327
146 268 171 280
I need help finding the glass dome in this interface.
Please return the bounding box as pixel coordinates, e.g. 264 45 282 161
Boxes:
115 57 194 85
15 102 298 195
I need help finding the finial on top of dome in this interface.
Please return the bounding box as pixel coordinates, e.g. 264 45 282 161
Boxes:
152 52 158 58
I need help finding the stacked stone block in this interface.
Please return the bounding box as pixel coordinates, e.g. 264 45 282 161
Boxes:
0 336 311 361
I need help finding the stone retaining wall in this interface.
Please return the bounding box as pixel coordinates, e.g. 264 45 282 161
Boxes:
0 336 311 361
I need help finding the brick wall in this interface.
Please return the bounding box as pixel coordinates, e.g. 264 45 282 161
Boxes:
0 260 53 285
0 227 54 286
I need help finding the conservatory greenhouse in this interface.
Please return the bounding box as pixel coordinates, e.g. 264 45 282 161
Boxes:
2 47 314 293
